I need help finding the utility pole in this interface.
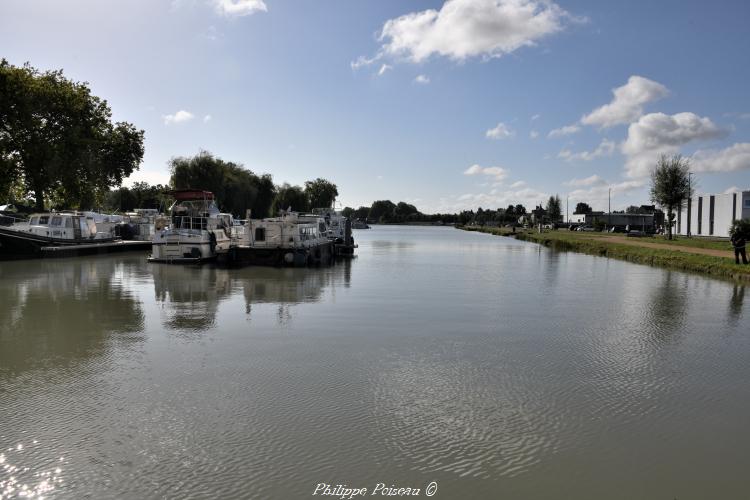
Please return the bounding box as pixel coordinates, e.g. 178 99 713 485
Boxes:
566 195 569 224
608 187 611 230
687 172 693 238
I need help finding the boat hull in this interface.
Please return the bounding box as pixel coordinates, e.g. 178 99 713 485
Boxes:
0 226 131 260
221 242 334 267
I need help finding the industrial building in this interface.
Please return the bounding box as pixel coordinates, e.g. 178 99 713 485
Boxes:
676 190 750 238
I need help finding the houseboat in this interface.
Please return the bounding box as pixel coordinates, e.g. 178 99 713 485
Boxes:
304 207 357 256
222 211 333 267
149 190 236 264
0 211 150 259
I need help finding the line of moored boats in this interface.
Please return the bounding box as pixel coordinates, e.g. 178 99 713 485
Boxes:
0 190 360 266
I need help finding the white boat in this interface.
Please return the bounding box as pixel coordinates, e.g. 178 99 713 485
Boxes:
225 210 333 266
149 190 236 263
304 207 357 256
0 211 152 259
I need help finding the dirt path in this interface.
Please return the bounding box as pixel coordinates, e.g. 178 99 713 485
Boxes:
584 235 735 259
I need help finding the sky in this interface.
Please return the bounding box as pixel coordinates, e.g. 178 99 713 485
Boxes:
2 0 749 214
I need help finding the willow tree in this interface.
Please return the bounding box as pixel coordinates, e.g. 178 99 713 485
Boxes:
0 60 144 210
304 178 338 209
650 154 692 240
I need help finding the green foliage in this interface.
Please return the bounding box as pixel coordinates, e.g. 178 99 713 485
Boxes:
304 178 338 209
650 154 692 240
545 195 562 222
169 151 276 217
729 219 750 239
0 59 144 210
104 182 171 212
272 183 308 215
369 200 397 222
575 202 592 214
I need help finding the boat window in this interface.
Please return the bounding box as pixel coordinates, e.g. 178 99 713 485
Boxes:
50 216 63 226
38 216 49 225
255 227 265 241
30 216 39 225
65 218 74 228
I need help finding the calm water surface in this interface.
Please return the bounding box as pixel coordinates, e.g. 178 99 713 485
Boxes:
1 226 749 499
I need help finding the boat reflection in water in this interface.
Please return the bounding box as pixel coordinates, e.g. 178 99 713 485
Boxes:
0 255 145 374
151 258 353 331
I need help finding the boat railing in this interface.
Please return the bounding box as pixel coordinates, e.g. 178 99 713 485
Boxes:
171 216 209 231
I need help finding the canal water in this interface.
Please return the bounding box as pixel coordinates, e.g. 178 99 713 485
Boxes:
1 226 748 499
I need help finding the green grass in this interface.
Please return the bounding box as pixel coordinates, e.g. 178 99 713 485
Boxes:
459 225 750 282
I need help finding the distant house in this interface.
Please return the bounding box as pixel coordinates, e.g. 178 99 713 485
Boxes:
677 190 750 238
530 205 547 224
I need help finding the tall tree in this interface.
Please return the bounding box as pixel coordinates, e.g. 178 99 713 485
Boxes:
545 195 562 223
650 154 692 240
514 204 527 215
169 151 276 217
369 200 396 222
304 178 338 209
271 183 308 214
574 202 592 214
0 60 144 210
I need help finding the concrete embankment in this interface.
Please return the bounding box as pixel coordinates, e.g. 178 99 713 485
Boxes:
459 225 750 282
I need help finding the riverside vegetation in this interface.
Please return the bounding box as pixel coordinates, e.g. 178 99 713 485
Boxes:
459 225 750 282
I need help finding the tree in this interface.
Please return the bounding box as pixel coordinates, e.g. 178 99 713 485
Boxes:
369 200 396 222
574 202 592 214
170 151 276 217
271 183 308 214
514 204 527 216
650 154 692 240
304 178 338 209
0 60 144 210
545 195 562 223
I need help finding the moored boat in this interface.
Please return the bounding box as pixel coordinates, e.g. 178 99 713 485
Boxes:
222 210 333 267
0 211 150 259
149 190 236 263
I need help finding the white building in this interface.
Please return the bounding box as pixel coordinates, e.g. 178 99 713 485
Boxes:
676 190 750 238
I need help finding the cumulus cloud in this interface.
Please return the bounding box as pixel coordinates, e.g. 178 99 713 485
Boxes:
163 110 195 125
463 164 509 182
548 124 580 137
622 112 726 177
724 186 742 194
363 0 579 65
690 143 750 173
414 74 430 84
446 186 548 211
510 180 527 188
529 130 539 139
531 113 540 121
558 138 616 162
485 122 514 139
581 76 669 128
214 0 267 17
564 175 607 187
568 179 645 206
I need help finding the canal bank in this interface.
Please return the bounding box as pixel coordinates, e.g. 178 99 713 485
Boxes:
459 225 750 282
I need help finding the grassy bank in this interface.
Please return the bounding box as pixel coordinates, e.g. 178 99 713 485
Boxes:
459 225 750 282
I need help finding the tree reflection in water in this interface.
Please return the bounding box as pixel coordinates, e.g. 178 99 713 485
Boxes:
0 256 145 374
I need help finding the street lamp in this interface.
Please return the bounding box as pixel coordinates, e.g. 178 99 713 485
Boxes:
687 172 693 238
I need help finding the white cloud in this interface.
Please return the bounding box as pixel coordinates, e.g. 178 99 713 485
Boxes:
724 186 742 194
510 180 527 188
622 112 726 177
581 75 669 128
690 143 750 173
414 74 430 84
531 113 540 121
558 138 616 162
485 122 515 140
213 0 267 17
548 124 580 137
568 179 646 206
163 110 195 125
463 164 509 182
564 175 607 187
377 64 392 76
203 114 212 123
529 130 539 139
371 0 579 64
351 55 378 70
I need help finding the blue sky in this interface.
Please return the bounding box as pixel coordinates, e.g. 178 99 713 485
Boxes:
2 0 749 213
